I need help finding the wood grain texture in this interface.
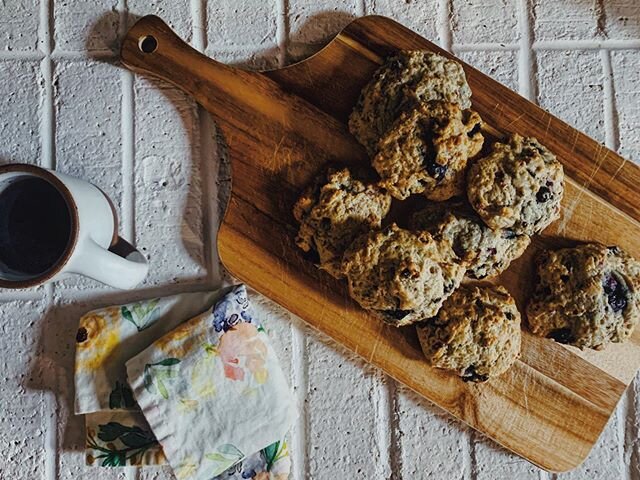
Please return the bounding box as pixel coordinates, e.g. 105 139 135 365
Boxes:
121 15 640 472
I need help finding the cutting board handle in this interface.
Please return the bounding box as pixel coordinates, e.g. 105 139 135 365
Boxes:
120 15 267 120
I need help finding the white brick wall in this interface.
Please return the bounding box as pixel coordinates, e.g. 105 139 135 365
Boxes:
0 1 639 479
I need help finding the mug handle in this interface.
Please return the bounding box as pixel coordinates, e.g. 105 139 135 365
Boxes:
71 237 149 289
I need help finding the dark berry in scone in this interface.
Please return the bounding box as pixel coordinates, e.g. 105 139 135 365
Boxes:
341 224 465 326
293 168 391 278
349 51 473 155
417 284 521 382
410 201 530 279
467 134 564 235
372 101 483 201
527 243 640 350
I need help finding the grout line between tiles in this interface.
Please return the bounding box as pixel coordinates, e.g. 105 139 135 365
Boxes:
193 0 222 287
437 0 452 51
39 0 57 477
534 39 640 51
121 70 135 242
291 321 308 480
275 3 308 479
601 49 619 152
517 0 534 101
618 392 632 480
375 373 393 479
191 0 207 52
43 283 57 480
119 0 135 244
276 0 288 67
626 384 640 480
468 430 478 480
453 43 520 52
603 45 639 480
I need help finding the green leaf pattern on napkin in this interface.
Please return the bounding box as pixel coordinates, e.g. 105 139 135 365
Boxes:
108 380 136 409
87 422 159 467
143 358 181 399
121 298 160 332
205 443 245 475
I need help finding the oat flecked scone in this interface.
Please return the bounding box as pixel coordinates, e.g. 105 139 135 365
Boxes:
341 223 466 326
417 284 522 382
466 134 564 235
293 168 392 278
373 101 483 201
410 201 531 279
527 243 640 350
349 51 473 155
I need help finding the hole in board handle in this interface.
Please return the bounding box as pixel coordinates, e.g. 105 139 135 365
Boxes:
138 35 158 54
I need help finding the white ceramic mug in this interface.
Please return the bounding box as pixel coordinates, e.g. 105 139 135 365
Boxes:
0 164 148 289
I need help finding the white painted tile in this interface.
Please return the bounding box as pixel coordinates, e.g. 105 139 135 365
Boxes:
54 0 120 53
451 0 520 45
612 50 640 164
536 50 605 142
0 0 39 52
133 76 206 286
0 60 42 165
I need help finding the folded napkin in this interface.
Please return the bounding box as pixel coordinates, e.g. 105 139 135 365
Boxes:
74 286 295 479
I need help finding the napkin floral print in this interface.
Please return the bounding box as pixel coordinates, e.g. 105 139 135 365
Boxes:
85 411 167 467
126 285 297 480
75 286 294 478
75 290 222 415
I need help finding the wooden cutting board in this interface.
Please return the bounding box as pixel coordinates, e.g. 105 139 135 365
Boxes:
121 15 640 472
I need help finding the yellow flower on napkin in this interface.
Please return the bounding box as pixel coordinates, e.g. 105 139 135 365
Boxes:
76 310 122 371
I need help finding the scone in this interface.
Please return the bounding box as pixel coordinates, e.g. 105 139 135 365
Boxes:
342 223 465 326
349 51 473 155
372 101 483 201
293 168 392 278
527 243 640 350
410 201 531 279
466 134 564 235
417 285 521 382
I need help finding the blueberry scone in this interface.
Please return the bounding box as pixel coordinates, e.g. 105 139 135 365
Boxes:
342 224 465 326
467 134 564 235
372 101 484 201
349 51 473 155
527 243 640 350
417 285 521 382
293 168 392 278
410 201 531 279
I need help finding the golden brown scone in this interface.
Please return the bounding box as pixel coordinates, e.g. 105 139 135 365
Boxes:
372 101 483 201
466 134 564 235
417 284 521 382
410 201 530 279
349 51 473 155
342 224 465 326
293 168 391 278
527 243 640 350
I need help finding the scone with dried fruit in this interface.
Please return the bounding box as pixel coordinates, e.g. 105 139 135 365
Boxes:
373 101 483 201
467 134 564 235
527 243 640 350
293 168 391 278
417 284 521 382
410 201 530 279
349 51 473 155
342 224 465 326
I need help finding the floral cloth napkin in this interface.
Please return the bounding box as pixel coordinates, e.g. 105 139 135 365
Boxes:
74 286 295 479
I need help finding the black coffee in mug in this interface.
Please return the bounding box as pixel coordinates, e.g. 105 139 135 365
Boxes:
0 176 72 276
